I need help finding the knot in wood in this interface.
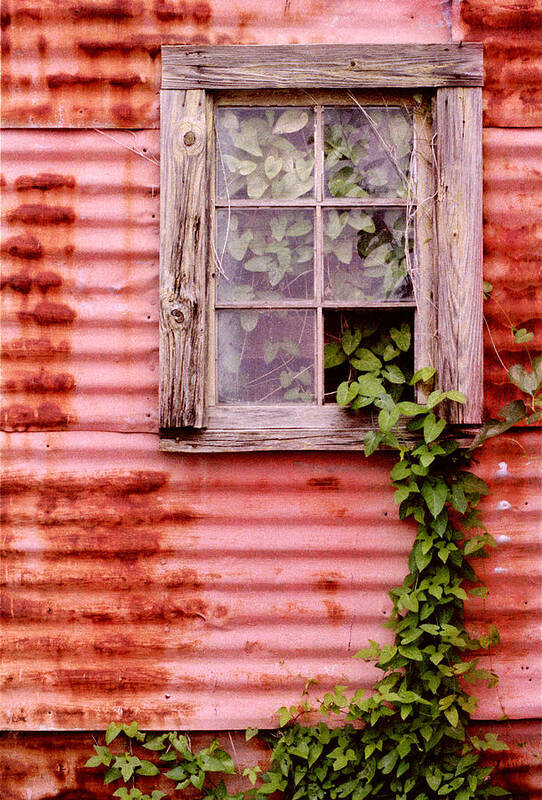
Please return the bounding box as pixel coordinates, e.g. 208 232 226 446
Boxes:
183 130 196 147
171 307 185 323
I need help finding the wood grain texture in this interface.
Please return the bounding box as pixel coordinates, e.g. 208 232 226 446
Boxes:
162 44 484 90
412 104 438 403
435 87 483 424
160 406 475 451
159 89 209 429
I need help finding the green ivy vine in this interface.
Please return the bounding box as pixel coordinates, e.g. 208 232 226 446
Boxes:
86 303 542 799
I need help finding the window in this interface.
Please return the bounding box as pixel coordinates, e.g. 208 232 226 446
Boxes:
159 44 483 451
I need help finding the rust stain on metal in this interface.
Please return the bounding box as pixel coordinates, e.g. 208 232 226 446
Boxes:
459 0 542 126
3 233 43 259
7 204 76 225
15 173 77 191
1 401 71 430
0 0 450 128
18 301 77 326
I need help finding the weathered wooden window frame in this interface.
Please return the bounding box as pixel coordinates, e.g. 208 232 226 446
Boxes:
159 44 483 452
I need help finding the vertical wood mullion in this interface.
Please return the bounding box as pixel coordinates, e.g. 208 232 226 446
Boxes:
412 102 438 404
159 89 209 429
314 104 324 404
207 93 217 406
435 87 483 424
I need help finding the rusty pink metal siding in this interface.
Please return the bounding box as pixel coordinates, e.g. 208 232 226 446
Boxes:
1 431 541 731
1 723 540 799
1 0 541 797
0 0 451 128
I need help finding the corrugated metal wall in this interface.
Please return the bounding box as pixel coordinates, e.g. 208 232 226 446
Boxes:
1 0 541 797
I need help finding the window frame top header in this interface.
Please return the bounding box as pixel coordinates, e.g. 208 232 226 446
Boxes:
161 43 484 91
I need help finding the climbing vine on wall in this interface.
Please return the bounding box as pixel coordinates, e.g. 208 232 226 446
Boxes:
86 302 541 799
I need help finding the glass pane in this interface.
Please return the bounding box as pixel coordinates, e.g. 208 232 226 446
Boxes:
216 107 314 200
323 208 413 302
217 310 315 404
216 209 314 302
323 106 412 199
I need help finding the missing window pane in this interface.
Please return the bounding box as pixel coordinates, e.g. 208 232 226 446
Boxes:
217 309 315 404
323 309 414 405
216 107 315 200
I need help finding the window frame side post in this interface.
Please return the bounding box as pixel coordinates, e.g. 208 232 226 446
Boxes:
434 86 483 425
159 87 210 430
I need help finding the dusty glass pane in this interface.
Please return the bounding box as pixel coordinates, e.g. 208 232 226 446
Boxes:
323 208 413 302
323 106 412 199
216 209 314 302
217 310 315 404
216 107 314 200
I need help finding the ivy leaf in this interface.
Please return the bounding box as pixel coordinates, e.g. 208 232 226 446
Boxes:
513 327 534 344
245 727 259 741
410 367 436 385
382 364 405 384
264 341 280 364
347 209 375 232
423 413 446 444
264 155 283 179
422 478 448 518
105 722 123 745
445 390 467 404
227 229 253 261
337 381 359 408
328 167 367 198
444 705 459 727
334 238 353 264
342 328 362 355
364 430 382 456
244 255 274 272
295 156 314 182
509 363 541 396
469 400 527 449
246 171 269 199
240 310 259 332
390 323 411 351
351 373 383 399
426 771 442 791
350 348 382 372
273 109 309 134
355 640 380 660
230 123 263 157
377 749 398 774
104 767 122 785
398 645 423 661
137 761 160 776
397 401 426 416
324 342 347 368
238 160 257 176
191 771 206 789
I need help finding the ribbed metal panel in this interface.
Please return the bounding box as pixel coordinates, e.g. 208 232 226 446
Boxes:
483 127 542 415
0 0 451 129
457 0 542 127
4 0 541 129
1 129 159 433
1 3 542 797
1 431 540 730
1 722 541 800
